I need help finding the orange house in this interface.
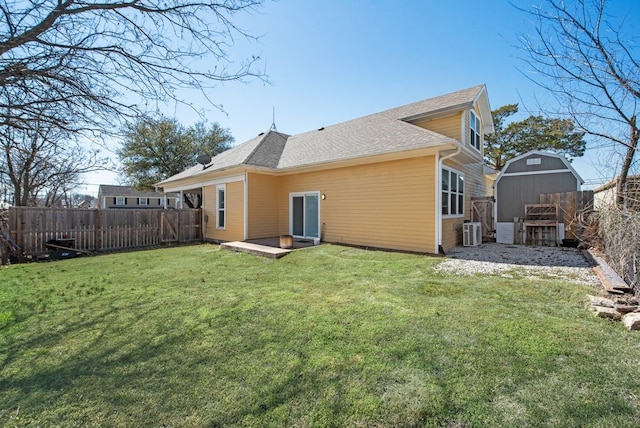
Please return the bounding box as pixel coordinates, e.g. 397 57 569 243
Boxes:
157 85 494 254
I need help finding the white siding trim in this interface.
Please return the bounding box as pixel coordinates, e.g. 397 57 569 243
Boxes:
243 172 248 240
162 174 245 193
500 169 577 178
435 153 441 254
201 188 206 240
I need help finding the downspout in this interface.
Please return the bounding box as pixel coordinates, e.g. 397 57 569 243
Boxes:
244 171 248 240
436 146 462 255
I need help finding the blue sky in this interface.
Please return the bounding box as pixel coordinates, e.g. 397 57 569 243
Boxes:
86 0 639 194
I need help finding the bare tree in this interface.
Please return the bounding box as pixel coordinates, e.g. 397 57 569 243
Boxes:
0 119 106 206
0 0 265 137
519 0 639 206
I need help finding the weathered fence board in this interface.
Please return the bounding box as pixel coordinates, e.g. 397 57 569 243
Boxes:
539 191 594 240
6 207 202 256
471 196 495 241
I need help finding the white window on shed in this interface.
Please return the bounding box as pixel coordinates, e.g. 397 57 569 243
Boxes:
526 158 542 165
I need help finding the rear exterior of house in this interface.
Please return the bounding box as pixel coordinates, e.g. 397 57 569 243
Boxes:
494 151 583 244
157 85 495 254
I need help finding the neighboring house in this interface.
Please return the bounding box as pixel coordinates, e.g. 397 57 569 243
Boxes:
97 185 179 209
493 151 583 244
157 85 494 254
594 175 640 211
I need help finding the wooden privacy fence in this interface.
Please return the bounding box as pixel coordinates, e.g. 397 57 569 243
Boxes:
539 190 594 240
6 207 202 256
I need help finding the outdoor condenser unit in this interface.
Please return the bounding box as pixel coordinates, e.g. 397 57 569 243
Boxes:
463 222 482 247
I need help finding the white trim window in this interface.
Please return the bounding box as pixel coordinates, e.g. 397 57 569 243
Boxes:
469 110 481 151
115 196 125 206
216 184 226 229
138 197 148 206
442 167 464 217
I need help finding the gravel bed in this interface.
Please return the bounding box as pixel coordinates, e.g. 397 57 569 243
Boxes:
435 243 600 286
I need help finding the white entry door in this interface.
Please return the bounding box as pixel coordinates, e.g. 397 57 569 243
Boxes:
290 192 320 239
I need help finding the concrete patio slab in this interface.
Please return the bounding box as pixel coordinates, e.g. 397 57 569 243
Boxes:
220 241 292 259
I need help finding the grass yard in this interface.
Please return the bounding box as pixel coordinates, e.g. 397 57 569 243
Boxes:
1 244 639 427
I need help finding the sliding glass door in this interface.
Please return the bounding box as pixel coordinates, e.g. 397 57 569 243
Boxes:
290 192 320 239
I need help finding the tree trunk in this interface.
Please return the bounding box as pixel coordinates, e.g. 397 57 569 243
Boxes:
617 116 639 208
183 193 195 209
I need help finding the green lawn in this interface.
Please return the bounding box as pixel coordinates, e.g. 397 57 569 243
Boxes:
1 244 639 427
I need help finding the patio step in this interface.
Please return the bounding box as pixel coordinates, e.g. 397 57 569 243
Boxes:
220 241 292 259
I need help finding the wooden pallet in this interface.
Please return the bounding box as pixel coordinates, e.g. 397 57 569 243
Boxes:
524 204 559 246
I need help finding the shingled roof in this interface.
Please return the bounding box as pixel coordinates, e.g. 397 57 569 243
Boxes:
98 185 169 198
158 85 488 185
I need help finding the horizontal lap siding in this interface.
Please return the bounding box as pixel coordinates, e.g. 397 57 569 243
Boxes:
278 156 437 253
247 173 280 239
413 112 462 141
203 180 244 242
441 218 462 250
441 161 488 250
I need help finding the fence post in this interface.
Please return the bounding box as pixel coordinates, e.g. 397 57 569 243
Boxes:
94 209 102 251
15 207 22 250
177 210 182 244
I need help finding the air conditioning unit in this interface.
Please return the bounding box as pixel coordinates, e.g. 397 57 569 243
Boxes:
463 222 482 247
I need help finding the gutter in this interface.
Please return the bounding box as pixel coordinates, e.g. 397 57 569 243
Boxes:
436 146 462 254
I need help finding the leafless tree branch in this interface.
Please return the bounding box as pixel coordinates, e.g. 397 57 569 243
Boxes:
0 0 266 135
516 0 639 205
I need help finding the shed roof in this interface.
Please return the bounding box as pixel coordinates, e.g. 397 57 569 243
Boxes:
494 150 584 186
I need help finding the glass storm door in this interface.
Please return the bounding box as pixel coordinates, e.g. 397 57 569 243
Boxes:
291 192 319 239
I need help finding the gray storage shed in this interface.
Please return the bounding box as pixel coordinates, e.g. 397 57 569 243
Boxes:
493 151 583 244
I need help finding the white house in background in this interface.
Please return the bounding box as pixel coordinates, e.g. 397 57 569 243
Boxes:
594 175 640 211
97 185 179 209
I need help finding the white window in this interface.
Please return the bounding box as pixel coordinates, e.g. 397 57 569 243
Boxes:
115 196 125 206
216 184 226 229
442 167 464 217
138 197 148 206
526 158 542 165
469 110 481 151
